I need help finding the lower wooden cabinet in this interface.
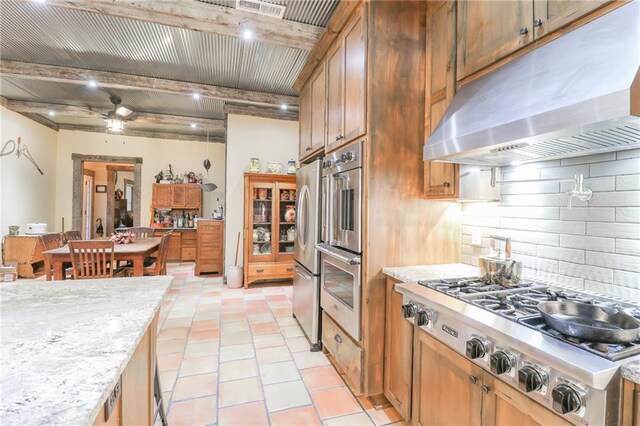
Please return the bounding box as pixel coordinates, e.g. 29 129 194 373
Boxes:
383 279 413 419
154 229 197 262
2 235 45 278
181 231 196 261
322 312 364 395
622 379 640 426
412 329 571 426
195 219 224 276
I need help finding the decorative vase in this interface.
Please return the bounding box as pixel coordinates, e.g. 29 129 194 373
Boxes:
287 159 296 175
284 205 296 223
250 158 260 173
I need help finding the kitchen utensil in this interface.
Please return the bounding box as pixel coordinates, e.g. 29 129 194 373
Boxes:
280 191 289 201
227 232 243 289
284 205 295 223
538 301 640 343
478 236 522 287
287 227 295 241
253 244 260 254
260 243 271 254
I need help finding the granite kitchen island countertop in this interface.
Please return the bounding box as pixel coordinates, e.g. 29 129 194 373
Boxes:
621 360 640 384
0 276 172 425
383 263 479 283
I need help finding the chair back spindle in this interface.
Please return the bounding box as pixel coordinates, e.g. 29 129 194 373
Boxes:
69 240 115 279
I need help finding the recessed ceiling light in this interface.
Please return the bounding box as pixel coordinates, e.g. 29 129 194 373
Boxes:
280 104 288 111
31 0 47 3
243 30 253 40
190 123 197 128
48 110 56 116
88 80 98 88
192 92 201 100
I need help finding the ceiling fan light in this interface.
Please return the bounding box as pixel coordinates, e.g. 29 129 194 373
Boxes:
106 118 125 132
116 106 132 116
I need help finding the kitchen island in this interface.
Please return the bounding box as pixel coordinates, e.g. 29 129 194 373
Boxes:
0 276 172 425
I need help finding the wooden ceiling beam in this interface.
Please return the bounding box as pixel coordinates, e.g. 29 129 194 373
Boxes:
224 102 298 121
5 99 226 130
0 96 59 131
14 0 323 51
58 124 225 143
0 60 299 108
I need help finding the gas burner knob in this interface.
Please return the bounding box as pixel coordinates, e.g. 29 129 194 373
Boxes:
490 351 512 375
345 152 355 162
340 153 350 163
401 303 417 319
465 337 487 360
518 366 544 393
552 384 582 415
415 310 430 327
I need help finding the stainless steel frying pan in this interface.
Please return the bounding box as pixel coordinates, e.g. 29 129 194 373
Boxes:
538 301 640 344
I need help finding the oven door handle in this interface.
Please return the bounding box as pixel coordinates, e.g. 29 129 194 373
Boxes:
316 243 361 265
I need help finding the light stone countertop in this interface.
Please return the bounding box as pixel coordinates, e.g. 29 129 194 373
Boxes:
621 360 640 384
383 263 479 284
0 276 172 426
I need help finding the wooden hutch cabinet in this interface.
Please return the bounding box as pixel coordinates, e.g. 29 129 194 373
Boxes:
243 173 296 288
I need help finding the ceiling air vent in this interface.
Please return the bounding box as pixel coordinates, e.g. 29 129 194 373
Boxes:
236 0 285 18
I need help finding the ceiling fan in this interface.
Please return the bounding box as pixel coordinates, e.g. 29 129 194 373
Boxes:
102 94 133 132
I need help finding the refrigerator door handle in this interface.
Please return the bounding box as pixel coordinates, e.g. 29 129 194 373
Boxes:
294 265 313 281
297 185 309 250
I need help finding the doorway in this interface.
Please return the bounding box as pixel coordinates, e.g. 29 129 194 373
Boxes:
71 154 142 236
82 169 95 239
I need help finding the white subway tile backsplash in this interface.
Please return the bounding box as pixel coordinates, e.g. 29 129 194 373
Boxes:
541 164 589 180
616 239 640 256
536 246 585 264
559 207 615 222
559 234 615 253
558 262 613 283
538 220 585 235
587 222 640 239
616 207 640 223
616 175 640 191
561 152 616 166
585 251 640 273
590 157 640 177
462 154 639 300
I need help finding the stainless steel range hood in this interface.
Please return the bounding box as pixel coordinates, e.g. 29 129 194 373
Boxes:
424 1 640 166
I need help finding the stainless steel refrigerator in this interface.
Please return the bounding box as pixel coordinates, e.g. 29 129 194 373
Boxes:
293 159 322 351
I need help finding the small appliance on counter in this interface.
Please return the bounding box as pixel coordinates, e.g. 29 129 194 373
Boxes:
478 235 523 286
25 223 47 235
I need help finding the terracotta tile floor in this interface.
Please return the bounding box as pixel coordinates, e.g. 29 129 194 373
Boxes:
158 263 407 426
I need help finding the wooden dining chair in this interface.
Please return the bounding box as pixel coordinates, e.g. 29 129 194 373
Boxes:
40 233 64 280
126 232 171 277
128 227 155 239
68 240 115 279
63 230 82 243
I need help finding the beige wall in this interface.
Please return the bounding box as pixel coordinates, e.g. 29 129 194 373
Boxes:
55 130 225 230
225 114 299 273
0 106 58 234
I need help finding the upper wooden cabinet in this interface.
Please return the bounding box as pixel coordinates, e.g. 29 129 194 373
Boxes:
424 1 458 199
185 186 202 208
151 183 202 209
533 0 610 38
310 64 327 154
299 83 312 158
172 185 186 207
326 7 367 153
152 184 172 208
457 0 533 80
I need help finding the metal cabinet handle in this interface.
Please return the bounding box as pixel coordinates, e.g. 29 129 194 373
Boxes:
335 136 340 141
533 18 543 27
287 267 293 272
334 334 342 343
469 375 478 384
520 26 529 35
481 385 491 394
306 147 312 151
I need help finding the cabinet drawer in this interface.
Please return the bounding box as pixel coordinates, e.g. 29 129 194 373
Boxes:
322 312 363 395
181 247 196 261
247 263 294 279
182 232 196 241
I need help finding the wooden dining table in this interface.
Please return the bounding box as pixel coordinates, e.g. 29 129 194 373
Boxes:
42 237 162 280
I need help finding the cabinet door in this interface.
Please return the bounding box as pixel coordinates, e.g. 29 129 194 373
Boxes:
310 63 327 153
342 8 367 145
299 83 312 159
413 330 482 426
425 1 459 199
171 185 186 207
185 186 202 209
457 0 533 80
153 184 172 207
383 280 413 420
247 181 276 263
481 374 572 426
326 40 344 153
533 0 610 38
275 181 296 263
167 232 182 261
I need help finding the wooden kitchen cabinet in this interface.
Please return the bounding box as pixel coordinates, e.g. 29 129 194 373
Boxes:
533 0 610 38
383 279 413 420
299 83 312 158
325 6 366 154
2 235 45 278
310 63 327 155
424 0 459 199
167 231 182 261
184 186 202 208
181 231 196 261
322 311 364 395
171 185 186 207
195 219 224 276
413 330 570 426
152 184 172 208
457 0 533 80
151 183 202 210
622 379 640 426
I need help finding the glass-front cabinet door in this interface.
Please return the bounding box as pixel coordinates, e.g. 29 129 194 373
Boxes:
248 181 275 263
276 182 296 262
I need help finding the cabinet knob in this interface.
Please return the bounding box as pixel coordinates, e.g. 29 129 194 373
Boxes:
481 385 491 394
257 269 264 273
335 136 340 141
306 147 312 151
469 375 478 384
443 181 451 188
520 26 529 35
287 267 293 272
334 334 342 343
533 18 543 27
